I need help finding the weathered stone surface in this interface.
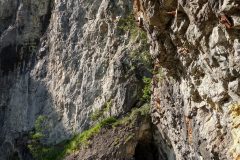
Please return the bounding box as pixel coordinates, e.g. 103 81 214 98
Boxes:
0 0 150 159
65 113 155 160
135 0 240 159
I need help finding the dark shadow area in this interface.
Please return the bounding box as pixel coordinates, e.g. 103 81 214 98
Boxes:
0 73 70 160
0 41 39 76
8 151 20 160
0 45 19 76
134 140 160 160
40 0 53 34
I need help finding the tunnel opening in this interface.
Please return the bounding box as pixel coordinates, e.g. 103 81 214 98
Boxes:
134 140 159 160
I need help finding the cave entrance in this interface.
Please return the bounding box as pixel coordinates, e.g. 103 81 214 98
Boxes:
134 141 159 160
9 151 20 160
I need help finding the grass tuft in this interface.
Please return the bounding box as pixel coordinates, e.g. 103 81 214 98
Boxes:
28 106 149 160
29 117 117 160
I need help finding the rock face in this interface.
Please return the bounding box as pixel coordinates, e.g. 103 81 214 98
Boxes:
0 0 150 159
65 109 155 160
0 0 240 160
133 0 240 159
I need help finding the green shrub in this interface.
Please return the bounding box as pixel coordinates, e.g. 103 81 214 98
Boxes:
34 115 47 134
117 14 146 41
141 77 152 103
28 115 50 160
103 100 112 112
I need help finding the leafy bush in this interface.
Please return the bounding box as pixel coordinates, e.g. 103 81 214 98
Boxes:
34 115 47 133
28 115 49 159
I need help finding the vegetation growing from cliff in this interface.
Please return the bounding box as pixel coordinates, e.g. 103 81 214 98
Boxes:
28 116 117 160
117 14 147 41
141 77 152 103
113 104 150 127
28 115 49 159
117 14 153 104
27 12 153 160
32 115 48 139
117 13 151 69
62 117 117 155
28 105 150 160
90 100 112 122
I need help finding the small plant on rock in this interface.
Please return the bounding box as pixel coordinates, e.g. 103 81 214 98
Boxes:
141 77 152 103
28 115 50 159
90 100 113 122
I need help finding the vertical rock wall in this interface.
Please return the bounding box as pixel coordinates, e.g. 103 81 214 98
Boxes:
133 0 240 159
0 0 151 159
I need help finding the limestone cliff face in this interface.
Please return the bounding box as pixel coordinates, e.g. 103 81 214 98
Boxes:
133 0 240 159
0 0 240 160
0 0 150 159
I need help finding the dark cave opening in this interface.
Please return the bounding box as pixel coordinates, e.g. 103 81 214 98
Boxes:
9 151 20 160
134 141 159 160
0 45 19 75
0 40 39 76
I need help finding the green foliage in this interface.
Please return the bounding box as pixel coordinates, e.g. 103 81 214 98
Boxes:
64 117 117 154
119 14 152 74
117 14 147 41
118 14 153 101
28 105 150 160
29 117 117 160
28 115 50 160
129 50 152 69
141 77 152 103
28 144 63 160
99 116 117 127
90 100 112 121
117 13 153 103
31 132 44 140
34 115 47 134
90 109 104 121
103 100 113 112
113 104 150 127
